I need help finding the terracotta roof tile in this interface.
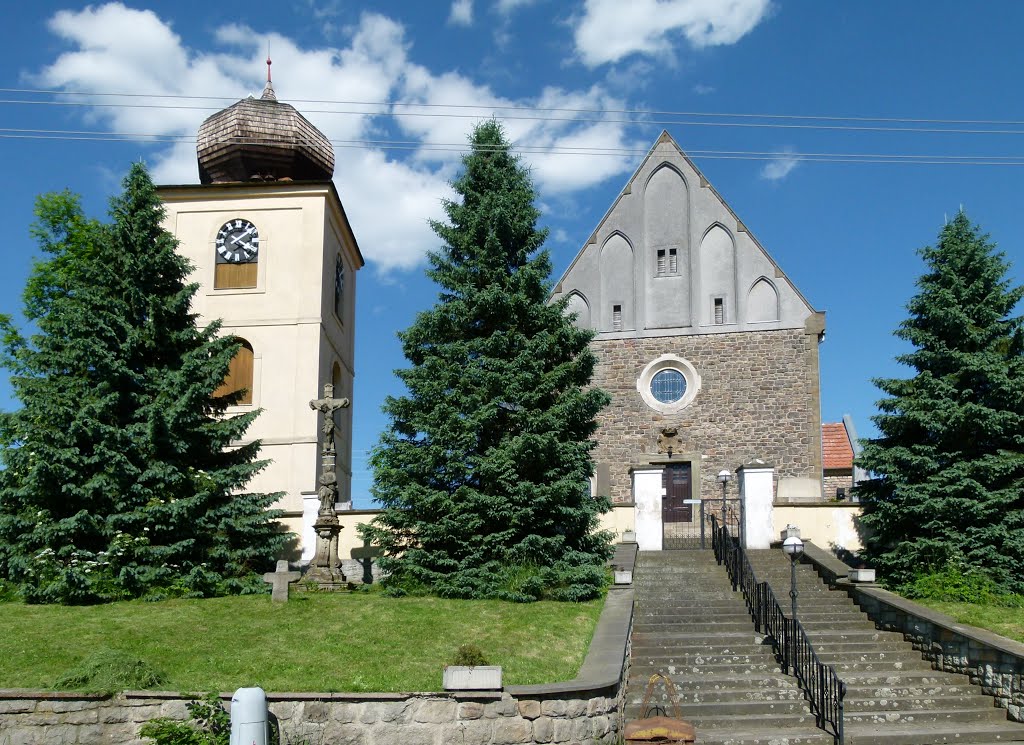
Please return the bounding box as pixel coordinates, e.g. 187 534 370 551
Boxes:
822 422 854 471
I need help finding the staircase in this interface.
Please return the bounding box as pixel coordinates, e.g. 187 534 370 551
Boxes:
746 549 1024 745
627 550 833 744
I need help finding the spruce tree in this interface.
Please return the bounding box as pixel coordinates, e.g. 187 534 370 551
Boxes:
0 163 285 603
364 121 611 601
855 212 1024 593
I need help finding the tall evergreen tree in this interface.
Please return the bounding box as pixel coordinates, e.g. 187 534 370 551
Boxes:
855 212 1024 593
0 163 285 603
364 121 611 601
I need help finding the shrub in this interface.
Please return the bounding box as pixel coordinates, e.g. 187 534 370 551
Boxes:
451 644 490 667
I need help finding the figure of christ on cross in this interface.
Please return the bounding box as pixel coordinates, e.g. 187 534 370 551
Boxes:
309 383 350 456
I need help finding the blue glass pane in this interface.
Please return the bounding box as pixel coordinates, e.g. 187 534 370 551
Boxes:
651 369 686 403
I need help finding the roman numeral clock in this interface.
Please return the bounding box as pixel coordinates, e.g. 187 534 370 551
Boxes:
216 219 260 264
213 219 260 289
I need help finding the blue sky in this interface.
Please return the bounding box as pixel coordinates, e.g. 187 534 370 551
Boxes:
2 1 1024 507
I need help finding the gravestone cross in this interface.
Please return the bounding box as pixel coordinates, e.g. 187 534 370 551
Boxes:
264 560 301 602
308 383 350 456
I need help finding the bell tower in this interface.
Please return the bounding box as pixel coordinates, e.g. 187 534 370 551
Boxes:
157 61 364 558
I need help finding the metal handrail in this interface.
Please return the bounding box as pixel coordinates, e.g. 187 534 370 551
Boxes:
711 516 846 745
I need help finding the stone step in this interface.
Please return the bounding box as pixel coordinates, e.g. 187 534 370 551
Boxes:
625 698 814 719
807 640 909 653
631 711 819 732
629 665 787 682
630 651 781 667
811 650 927 664
627 672 802 692
843 694 999 712
631 634 768 650
679 728 834 745
826 659 936 673
626 686 808 705
631 620 760 634
844 720 1024 745
842 707 1011 725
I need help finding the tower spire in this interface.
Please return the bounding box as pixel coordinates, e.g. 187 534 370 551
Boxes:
261 47 277 101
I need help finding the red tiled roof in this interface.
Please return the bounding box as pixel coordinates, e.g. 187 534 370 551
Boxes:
822 422 854 471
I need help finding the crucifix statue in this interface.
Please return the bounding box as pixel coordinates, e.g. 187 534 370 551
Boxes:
309 383 350 456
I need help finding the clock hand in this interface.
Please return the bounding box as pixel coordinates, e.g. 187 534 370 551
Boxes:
230 226 255 245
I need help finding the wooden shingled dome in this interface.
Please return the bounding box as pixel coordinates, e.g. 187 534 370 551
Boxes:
197 83 334 184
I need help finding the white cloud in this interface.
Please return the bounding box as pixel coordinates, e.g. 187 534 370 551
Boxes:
449 0 474 26
33 3 642 273
496 0 537 13
693 83 715 95
760 150 800 181
573 0 772 68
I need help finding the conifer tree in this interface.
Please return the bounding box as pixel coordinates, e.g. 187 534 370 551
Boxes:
855 212 1024 593
364 121 611 601
0 163 285 603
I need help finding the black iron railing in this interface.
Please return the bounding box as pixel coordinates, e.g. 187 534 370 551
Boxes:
711 516 846 745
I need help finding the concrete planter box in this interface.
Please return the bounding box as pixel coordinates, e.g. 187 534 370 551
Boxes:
781 525 801 541
850 568 876 583
613 570 633 585
621 530 637 544
443 666 502 691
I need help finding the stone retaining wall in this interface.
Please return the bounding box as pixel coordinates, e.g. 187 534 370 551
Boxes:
851 586 1024 722
799 542 1024 722
0 588 633 745
0 688 622 745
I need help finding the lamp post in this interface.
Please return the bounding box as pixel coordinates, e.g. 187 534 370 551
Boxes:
717 470 731 530
783 534 804 619
782 532 804 673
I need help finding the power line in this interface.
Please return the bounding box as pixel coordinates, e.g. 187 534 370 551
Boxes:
6 86 1024 127
4 97 1024 136
2 127 1024 166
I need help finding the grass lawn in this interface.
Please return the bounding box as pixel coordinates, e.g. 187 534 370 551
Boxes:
0 591 603 693
915 600 1024 645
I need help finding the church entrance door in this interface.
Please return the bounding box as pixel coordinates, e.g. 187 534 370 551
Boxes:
662 463 703 549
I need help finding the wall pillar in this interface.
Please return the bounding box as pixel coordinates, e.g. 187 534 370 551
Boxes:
632 467 664 551
738 461 774 549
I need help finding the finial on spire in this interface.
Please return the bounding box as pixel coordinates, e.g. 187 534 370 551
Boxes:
261 47 277 101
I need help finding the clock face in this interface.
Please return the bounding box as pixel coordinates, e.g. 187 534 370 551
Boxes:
215 219 259 263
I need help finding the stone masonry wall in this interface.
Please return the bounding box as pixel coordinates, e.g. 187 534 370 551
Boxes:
591 328 821 504
852 588 1024 722
0 688 623 745
822 472 852 500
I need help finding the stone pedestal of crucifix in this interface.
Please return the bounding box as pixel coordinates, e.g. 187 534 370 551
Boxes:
301 383 352 591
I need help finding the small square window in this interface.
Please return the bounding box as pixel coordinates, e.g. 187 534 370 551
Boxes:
612 304 622 331
714 297 725 324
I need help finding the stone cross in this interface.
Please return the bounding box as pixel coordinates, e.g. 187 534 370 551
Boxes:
263 560 301 602
309 383 350 456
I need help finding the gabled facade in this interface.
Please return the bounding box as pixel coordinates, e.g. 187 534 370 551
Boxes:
552 132 826 547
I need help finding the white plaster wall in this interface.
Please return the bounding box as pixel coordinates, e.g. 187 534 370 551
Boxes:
596 504 636 540
158 183 361 554
772 505 863 553
633 468 664 551
739 467 774 549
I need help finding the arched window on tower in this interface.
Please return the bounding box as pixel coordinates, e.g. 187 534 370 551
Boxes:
214 339 255 405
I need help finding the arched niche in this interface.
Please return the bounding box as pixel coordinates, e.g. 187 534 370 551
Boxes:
565 291 591 330
699 224 736 325
747 277 780 323
600 233 634 331
215 338 254 405
644 164 690 328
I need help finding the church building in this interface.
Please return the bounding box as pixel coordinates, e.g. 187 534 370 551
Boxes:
156 70 363 558
552 132 827 550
